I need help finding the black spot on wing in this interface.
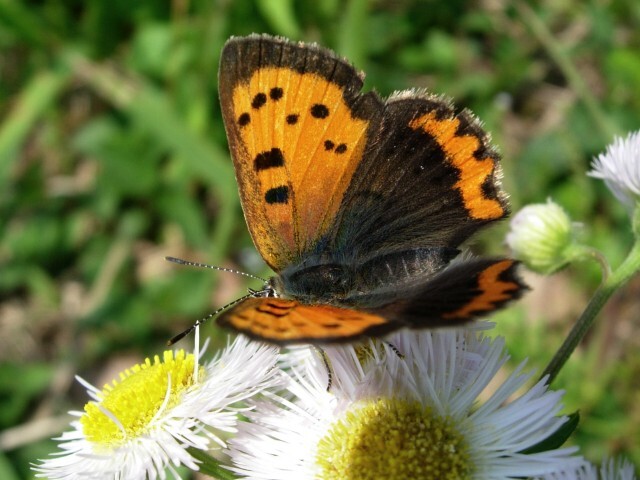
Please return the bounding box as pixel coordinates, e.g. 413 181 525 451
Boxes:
254 148 285 171
311 104 329 118
335 143 347 154
252 93 267 109
266 301 291 310
256 306 288 318
265 186 289 204
270 87 284 100
238 112 250 126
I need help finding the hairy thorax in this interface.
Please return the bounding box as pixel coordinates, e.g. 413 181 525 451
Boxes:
276 263 355 305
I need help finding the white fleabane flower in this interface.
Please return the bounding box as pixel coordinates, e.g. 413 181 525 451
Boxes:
34 334 280 480
598 457 638 480
506 199 577 274
537 456 637 479
589 130 640 211
226 326 585 479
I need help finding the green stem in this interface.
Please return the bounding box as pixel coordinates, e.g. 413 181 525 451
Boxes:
541 239 640 384
566 244 612 281
187 447 237 480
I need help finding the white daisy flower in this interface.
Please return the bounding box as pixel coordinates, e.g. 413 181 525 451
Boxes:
589 130 640 211
34 333 280 480
597 457 638 480
537 456 637 479
226 326 586 479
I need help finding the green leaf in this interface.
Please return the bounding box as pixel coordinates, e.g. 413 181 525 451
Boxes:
255 0 301 39
519 411 580 454
0 70 69 189
0 364 54 428
187 447 237 480
0 452 20 480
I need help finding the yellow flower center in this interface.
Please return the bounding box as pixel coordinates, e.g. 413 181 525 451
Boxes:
316 398 472 480
80 350 200 449
354 343 376 364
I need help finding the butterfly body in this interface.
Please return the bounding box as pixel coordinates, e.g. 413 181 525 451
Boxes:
215 34 526 344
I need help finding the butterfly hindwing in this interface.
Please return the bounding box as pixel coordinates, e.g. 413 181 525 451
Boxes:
387 258 525 327
217 260 525 343
217 297 395 344
219 35 383 271
330 94 508 262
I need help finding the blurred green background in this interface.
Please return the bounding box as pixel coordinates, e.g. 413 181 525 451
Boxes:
1 0 639 478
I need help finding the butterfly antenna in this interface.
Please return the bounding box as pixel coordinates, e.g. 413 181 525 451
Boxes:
383 341 404 359
167 292 255 346
165 256 267 282
314 347 333 392
166 256 274 345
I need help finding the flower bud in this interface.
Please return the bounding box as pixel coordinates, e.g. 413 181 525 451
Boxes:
506 200 576 274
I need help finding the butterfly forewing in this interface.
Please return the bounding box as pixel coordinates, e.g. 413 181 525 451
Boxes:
219 35 382 271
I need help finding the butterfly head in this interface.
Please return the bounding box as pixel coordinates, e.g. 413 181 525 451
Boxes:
249 278 281 299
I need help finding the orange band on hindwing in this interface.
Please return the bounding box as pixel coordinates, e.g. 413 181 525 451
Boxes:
408 112 504 220
443 260 520 319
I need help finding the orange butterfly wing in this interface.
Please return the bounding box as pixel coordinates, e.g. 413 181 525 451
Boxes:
217 297 393 344
219 36 381 271
211 35 528 345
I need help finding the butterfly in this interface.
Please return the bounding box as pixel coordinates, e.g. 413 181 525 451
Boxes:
211 33 526 344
